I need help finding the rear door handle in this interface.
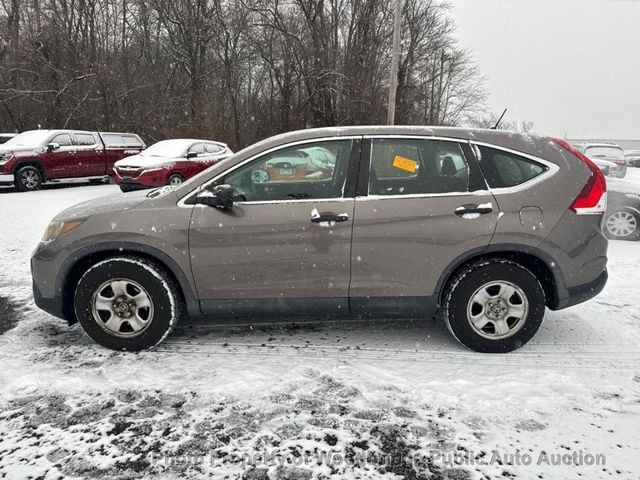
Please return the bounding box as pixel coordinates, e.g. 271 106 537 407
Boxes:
311 208 350 224
455 204 494 216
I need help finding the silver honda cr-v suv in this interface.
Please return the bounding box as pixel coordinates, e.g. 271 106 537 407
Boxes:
32 127 608 353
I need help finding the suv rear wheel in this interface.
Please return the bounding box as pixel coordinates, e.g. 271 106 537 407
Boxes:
74 257 180 351
444 259 545 353
14 165 43 192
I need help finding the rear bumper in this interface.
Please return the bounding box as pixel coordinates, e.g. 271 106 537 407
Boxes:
0 173 14 185
554 269 608 310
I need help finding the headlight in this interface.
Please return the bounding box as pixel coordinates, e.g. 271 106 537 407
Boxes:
41 219 83 242
0 154 9 166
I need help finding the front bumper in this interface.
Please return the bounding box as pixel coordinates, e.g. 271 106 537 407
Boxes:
0 173 14 185
113 168 169 188
33 279 67 321
31 244 73 323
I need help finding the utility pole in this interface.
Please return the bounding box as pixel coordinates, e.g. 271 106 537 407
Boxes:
387 0 402 125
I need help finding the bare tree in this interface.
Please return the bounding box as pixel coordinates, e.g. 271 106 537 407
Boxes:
0 0 487 149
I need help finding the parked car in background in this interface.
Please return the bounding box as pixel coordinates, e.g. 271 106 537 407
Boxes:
113 139 232 192
573 143 627 178
0 133 17 144
592 158 621 177
624 150 640 168
32 127 608 353
604 191 640 241
0 130 145 191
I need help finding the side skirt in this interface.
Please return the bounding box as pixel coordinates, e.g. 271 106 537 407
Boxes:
199 296 439 318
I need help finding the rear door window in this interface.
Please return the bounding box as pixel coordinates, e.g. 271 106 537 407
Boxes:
74 133 97 146
475 146 546 188
368 138 471 195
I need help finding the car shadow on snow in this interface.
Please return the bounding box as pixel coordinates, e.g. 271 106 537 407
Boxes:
0 180 110 194
0 294 22 334
167 315 463 356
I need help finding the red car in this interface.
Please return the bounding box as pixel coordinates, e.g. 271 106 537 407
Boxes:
0 130 145 191
113 139 233 192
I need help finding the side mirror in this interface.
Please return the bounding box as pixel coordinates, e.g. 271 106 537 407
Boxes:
47 142 60 152
186 151 198 159
195 184 235 209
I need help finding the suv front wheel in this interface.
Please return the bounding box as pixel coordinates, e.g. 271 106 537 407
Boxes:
444 259 545 353
74 257 181 351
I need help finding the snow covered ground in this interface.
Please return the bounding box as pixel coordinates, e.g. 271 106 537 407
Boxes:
1 183 640 480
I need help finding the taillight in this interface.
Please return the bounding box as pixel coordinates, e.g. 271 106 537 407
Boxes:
552 138 607 215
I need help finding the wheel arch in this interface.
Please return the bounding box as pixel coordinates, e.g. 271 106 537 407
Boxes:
436 244 566 310
59 242 201 324
12 159 46 178
167 171 185 181
619 205 640 216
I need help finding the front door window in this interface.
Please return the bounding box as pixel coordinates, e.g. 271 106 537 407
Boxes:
223 140 353 201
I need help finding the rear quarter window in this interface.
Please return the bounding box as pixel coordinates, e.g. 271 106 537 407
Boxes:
475 145 546 188
102 133 144 148
205 143 226 154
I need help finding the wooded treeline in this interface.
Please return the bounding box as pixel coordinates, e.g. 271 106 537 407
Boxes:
0 0 486 149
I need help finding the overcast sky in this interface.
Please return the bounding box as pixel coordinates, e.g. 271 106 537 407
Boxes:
450 0 640 139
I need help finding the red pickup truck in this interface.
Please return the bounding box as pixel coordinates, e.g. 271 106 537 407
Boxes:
0 129 145 191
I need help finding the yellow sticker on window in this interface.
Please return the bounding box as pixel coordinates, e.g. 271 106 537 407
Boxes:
392 155 418 174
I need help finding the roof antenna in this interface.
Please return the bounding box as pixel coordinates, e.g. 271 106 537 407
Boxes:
491 108 508 130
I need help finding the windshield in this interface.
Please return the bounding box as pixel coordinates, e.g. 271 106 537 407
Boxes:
4 130 51 147
585 146 624 159
140 140 192 158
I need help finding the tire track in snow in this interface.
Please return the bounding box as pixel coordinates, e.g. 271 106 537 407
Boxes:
157 340 640 370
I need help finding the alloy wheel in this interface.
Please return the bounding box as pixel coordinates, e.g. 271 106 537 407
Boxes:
466 281 529 340
606 211 637 238
91 278 154 337
21 169 40 189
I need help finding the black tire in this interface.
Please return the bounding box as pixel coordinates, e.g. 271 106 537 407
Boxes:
119 184 136 193
443 259 545 353
167 173 184 186
14 165 43 192
603 209 640 241
74 257 181 351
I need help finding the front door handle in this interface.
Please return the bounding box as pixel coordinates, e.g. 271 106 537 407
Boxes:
311 209 350 224
455 203 494 216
